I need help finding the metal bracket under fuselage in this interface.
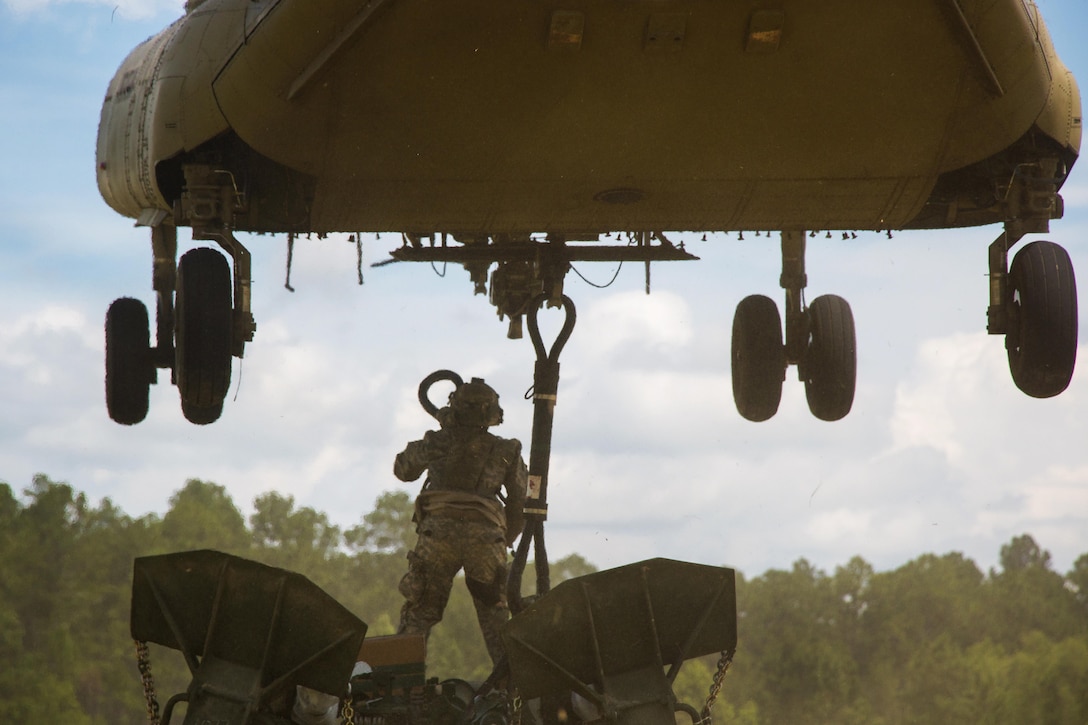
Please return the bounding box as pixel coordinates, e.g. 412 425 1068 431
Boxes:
383 233 698 338
985 158 1062 335
178 163 257 358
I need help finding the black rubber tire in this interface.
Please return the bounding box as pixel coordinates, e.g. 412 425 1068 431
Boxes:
181 398 225 426
1006 241 1078 398
176 247 233 424
105 297 152 425
802 294 856 421
731 294 786 422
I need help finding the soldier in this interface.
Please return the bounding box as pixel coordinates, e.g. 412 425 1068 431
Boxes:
394 378 528 665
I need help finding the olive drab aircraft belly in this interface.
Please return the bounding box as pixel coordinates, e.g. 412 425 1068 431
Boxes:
96 0 1082 425
98 0 1080 233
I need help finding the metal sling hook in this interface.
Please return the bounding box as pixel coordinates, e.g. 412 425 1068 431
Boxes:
508 294 577 614
527 294 577 364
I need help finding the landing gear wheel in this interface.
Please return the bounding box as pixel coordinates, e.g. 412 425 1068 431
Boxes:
731 294 786 422
802 295 856 421
180 397 225 426
1006 241 1077 398
105 297 152 425
176 247 233 425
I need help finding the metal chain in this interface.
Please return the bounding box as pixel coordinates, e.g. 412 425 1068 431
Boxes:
341 692 355 725
699 648 735 725
134 640 161 725
509 688 522 725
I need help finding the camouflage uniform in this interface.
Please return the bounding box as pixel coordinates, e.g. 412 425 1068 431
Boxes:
394 392 528 665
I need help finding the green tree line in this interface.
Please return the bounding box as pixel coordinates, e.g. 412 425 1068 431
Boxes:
1 474 1086 723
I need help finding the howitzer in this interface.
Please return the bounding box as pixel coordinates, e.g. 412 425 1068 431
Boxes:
131 552 737 725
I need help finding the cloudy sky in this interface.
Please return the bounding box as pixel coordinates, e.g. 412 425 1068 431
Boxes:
1 0 1086 581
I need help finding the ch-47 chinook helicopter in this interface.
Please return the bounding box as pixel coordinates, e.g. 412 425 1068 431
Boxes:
99 0 1080 425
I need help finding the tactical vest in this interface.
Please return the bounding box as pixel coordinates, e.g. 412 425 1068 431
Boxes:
424 428 507 500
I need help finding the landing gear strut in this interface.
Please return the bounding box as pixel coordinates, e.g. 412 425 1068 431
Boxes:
984 157 1078 396
988 228 1078 398
731 231 856 422
104 164 257 425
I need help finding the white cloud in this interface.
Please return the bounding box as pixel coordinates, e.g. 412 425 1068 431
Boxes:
805 508 875 544
888 333 997 464
880 330 1088 571
0 305 99 405
974 467 1088 535
577 290 694 361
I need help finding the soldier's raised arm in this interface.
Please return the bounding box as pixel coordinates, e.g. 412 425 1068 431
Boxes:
393 437 430 482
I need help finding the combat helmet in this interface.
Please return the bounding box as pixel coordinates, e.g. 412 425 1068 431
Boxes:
448 378 503 427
